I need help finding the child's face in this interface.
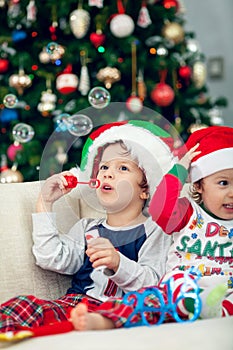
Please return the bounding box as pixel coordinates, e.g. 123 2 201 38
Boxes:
196 168 233 220
95 143 147 213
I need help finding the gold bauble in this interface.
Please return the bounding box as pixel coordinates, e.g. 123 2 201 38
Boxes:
39 48 50 64
0 167 23 183
96 67 121 89
162 22 184 44
9 68 32 95
192 61 206 89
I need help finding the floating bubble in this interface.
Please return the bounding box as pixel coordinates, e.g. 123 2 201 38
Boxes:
12 123 35 143
53 113 71 132
46 41 59 54
3 94 18 108
88 87 111 109
65 114 93 137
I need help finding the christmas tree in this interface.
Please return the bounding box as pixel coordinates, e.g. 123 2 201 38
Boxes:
0 0 227 182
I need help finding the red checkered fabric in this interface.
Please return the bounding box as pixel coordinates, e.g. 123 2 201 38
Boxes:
0 294 101 332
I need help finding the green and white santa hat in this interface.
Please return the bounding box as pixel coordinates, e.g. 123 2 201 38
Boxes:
71 120 176 213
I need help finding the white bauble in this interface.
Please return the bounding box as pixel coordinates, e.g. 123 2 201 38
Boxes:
110 14 134 38
69 9 90 39
56 73 79 94
126 96 143 113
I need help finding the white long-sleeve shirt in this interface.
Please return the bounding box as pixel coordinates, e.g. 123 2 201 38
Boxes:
32 213 171 301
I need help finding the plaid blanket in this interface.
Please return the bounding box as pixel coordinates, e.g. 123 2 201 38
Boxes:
0 294 101 332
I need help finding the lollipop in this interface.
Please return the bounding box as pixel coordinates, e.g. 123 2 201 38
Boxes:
64 175 100 189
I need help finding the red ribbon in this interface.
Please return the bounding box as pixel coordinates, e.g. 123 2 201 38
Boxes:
117 0 125 14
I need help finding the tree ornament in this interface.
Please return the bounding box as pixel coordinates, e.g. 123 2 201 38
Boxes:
69 4 90 39
0 163 23 183
150 70 175 107
79 50 90 96
137 69 147 101
163 0 179 11
162 21 184 45
192 61 206 89
0 0 6 8
56 64 78 94
26 0 37 22
126 95 143 113
39 47 51 64
7 141 23 161
157 45 168 57
151 82 175 107
90 29 106 48
96 67 121 89
178 65 192 84
38 79 57 117
208 106 224 126
49 22 58 41
0 58 9 73
7 0 21 27
9 68 32 95
110 0 134 38
88 0 104 8
137 1 152 28
110 14 134 38
186 38 201 53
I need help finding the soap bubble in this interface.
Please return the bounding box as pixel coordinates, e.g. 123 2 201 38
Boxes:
88 87 111 109
65 114 93 136
3 94 18 108
46 42 59 54
12 123 35 143
53 113 71 132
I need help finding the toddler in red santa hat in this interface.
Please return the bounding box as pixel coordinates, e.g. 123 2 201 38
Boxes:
149 125 233 318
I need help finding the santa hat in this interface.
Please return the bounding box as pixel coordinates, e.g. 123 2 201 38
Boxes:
71 120 176 213
184 126 233 182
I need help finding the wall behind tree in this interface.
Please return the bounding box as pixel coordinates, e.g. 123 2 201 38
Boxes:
184 0 233 126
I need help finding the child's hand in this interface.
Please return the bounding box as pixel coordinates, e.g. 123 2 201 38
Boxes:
179 143 201 170
86 238 120 273
36 171 74 212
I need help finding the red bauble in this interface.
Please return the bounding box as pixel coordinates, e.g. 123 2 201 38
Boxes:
150 82 175 107
178 65 192 80
90 31 106 48
163 0 179 11
0 58 9 73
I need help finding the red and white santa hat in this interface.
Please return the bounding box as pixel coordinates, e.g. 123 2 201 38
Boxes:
71 120 176 213
185 125 233 182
